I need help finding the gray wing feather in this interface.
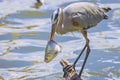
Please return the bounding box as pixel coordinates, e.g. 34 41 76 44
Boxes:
69 3 107 29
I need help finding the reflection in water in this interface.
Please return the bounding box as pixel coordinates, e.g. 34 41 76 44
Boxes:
0 76 4 80
106 48 120 53
8 66 33 72
0 46 11 56
8 11 48 19
0 22 4 26
0 59 32 68
12 46 44 53
0 40 16 56
113 10 120 17
33 0 42 9
87 71 108 77
5 25 38 29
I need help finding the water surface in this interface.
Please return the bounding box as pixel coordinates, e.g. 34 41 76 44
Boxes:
0 0 120 80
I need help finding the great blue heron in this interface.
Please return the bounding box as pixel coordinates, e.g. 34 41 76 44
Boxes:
49 2 111 78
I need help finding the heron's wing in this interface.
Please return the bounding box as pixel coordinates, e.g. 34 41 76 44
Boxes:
71 12 89 29
71 6 106 29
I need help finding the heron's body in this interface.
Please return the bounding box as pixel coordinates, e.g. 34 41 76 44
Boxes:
46 2 111 79
56 2 108 34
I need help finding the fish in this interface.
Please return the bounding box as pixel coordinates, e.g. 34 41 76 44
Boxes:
44 40 62 63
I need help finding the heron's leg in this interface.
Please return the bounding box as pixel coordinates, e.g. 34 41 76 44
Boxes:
73 44 87 68
73 31 88 68
78 31 90 77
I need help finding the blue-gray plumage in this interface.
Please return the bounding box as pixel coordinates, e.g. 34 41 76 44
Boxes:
55 2 111 34
48 2 111 79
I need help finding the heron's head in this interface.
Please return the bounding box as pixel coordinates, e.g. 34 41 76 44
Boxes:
51 8 62 25
50 8 62 40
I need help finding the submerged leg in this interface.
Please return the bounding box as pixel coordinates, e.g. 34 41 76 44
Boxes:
78 31 91 77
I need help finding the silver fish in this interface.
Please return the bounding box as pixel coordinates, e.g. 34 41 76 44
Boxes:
44 40 62 63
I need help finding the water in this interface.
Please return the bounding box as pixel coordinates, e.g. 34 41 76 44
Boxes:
0 0 120 80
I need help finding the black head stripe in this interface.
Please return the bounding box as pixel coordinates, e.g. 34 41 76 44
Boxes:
54 10 59 21
51 8 61 24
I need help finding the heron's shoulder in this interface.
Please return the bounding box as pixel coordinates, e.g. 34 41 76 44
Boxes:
63 2 95 13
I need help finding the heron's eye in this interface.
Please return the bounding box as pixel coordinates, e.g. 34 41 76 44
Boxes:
51 8 61 24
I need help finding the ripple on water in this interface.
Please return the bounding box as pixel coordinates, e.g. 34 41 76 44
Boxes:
12 46 44 53
0 31 79 42
0 59 32 68
0 0 120 80
7 10 49 19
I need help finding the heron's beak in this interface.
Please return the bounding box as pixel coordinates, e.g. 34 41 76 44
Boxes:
50 24 56 41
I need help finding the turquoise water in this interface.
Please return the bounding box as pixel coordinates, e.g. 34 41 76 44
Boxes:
0 0 120 80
